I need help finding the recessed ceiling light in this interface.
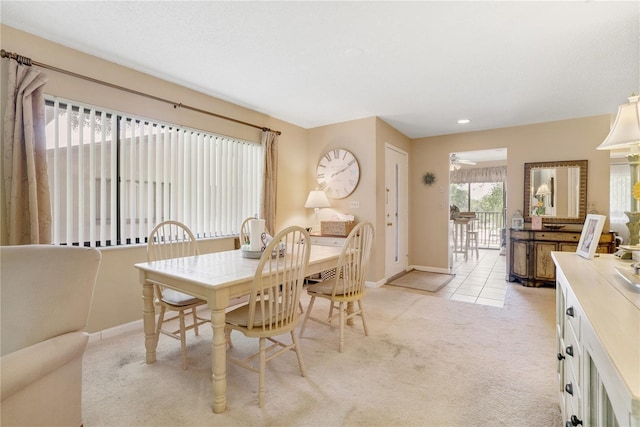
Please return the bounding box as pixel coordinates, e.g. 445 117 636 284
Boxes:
457 119 471 124
345 47 364 57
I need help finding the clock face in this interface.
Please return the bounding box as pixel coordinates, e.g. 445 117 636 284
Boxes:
316 148 360 199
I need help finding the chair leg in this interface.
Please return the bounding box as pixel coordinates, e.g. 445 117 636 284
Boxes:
298 301 304 314
299 295 315 337
179 310 188 370
258 337 266 408
155 306 167 338
192 307 199 336
358 299 369 336
290 330 306 377
339 301 345 353
226 327 233 348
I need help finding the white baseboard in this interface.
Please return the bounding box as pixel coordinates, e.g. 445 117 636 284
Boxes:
87 305 213 345
88 319 143 345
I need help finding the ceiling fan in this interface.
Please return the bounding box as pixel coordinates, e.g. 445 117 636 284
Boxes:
450 153 477 171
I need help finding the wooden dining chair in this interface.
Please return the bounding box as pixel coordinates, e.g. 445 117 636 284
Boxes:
147 220 209 370
225 226 311 408
299 221 375 353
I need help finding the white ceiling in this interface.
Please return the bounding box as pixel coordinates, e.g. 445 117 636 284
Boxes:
1 1 639 139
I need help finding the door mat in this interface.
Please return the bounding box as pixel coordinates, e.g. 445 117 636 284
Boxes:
386 270 455 293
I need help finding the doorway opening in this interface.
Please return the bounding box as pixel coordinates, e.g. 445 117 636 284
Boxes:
449 149 508 259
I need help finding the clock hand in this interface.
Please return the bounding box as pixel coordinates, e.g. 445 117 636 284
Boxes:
331 166 349 177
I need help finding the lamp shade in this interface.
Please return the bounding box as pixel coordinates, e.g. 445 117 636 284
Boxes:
536 183 551 196
304 190 331 209
597 95 640 151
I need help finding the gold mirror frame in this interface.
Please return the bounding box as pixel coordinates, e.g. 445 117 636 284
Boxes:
524 160 588 224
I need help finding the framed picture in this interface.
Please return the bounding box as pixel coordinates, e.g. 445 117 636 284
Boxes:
511 217 524 230
576 214 607 259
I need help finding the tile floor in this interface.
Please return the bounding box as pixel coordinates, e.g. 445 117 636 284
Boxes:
436 248 509 307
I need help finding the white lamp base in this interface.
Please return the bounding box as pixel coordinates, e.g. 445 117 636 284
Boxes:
625 211 640 245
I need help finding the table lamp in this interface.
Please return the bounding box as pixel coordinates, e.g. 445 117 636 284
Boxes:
597 94 640 244
304 190 331 233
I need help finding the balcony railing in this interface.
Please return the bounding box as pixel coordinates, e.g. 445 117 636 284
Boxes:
450 212 506 249
473 211 505 249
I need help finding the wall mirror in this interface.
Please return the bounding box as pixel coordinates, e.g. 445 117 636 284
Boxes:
524 160 588 224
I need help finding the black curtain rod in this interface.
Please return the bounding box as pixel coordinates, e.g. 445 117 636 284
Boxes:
0 49 281 135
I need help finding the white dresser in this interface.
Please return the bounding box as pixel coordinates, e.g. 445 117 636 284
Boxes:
552 252 640 427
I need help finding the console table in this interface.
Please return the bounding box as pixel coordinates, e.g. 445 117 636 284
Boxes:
552 252 639 426
509 227 616 287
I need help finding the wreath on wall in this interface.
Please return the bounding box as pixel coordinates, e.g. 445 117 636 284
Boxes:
422 172 436 186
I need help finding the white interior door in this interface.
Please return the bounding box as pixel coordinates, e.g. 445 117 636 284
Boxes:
385 144 408 280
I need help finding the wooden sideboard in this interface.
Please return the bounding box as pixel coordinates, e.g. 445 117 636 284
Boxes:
509 227 616 287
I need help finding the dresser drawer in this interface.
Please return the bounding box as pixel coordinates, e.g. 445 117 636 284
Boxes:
510 230 530 240
565 290 581 339
563 386 583 427
310 236 347 247
564 322 581 386
533 231 581 242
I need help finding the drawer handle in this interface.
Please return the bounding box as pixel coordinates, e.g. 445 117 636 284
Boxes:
565 345 574 357
557 352 565 361
566 306 575 317
570 415 583 426
565 382 573 395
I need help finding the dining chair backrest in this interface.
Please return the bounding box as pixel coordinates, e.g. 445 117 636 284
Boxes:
147 220 199 262
246 226 310 333
333 222 375 299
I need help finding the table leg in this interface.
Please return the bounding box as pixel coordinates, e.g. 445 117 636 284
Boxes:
211 307 227 413
142 280 157 364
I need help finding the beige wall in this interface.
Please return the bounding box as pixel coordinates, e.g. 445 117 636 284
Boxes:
410 116 612 270
306 117 411 282
307 117 376 227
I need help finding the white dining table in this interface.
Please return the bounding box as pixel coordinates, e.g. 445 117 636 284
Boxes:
134 243 342 413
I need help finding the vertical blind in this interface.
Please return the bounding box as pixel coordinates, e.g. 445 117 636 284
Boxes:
45 96 263 247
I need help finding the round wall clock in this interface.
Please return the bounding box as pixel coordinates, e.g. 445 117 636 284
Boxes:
316 148 360 199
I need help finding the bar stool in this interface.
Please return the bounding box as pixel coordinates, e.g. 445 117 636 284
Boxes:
452 218 469 260
466 219 479 258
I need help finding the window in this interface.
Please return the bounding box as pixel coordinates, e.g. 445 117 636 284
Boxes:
610 161 630 243
44 97 263 247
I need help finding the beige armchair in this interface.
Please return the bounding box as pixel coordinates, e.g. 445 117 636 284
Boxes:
1 245 101 426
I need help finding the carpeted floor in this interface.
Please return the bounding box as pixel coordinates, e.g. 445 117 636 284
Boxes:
386 269 455 292
82 284 562 427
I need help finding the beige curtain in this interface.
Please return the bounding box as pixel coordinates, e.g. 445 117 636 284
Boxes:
260 130 278 234
2 59 51 244
450 166 507 184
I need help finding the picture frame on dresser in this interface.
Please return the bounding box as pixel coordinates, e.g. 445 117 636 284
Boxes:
576 214 607 259
511 217 524 230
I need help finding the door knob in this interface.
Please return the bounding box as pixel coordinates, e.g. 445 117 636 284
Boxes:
387 222 393 227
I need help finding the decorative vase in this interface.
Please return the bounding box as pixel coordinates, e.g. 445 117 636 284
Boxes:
624 211 640 245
